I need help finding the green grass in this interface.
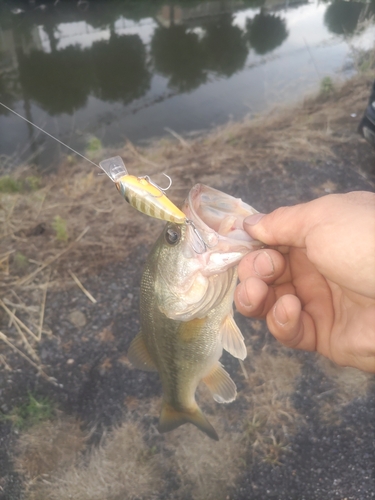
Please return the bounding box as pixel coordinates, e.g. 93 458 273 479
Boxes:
0 176 23 193
86 136 102 156
52 215 69 242
1 393 55 430
24 176 41 191
13 251 29 270
0 175 42 193
320 76 334 97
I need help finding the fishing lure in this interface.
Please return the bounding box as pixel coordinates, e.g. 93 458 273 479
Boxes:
0 102 208 251
98 156 186 224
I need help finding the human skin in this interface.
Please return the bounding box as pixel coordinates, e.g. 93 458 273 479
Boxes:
234 191 375 373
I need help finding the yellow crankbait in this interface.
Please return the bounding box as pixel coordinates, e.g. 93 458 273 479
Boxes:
99 156 186 224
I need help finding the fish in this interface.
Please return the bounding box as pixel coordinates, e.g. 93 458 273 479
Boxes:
99 156 186 224
128 183 263 440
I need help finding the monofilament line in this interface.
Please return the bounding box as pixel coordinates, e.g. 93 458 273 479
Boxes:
0 101 101 169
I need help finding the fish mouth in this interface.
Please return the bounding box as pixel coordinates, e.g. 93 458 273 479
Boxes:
182 184 262 256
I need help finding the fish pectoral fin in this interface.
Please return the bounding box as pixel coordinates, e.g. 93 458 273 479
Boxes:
158 401 219 441
202 362 237 404
127 331 157 372
220 314 247 360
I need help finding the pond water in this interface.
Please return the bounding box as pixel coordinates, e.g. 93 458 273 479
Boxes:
0 0 374 170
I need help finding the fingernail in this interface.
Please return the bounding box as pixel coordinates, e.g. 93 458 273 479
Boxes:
253 251 274 278
274 301 288 326
244 213 265 227
237 283 253 311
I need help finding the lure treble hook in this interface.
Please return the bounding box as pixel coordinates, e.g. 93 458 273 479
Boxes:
140 173 172 196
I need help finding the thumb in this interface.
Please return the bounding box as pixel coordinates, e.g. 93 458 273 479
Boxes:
244 204 316 247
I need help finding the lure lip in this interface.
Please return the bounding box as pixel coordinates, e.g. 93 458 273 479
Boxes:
99 156 128 182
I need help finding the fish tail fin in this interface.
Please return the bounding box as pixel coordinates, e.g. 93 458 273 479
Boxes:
158 401 219 441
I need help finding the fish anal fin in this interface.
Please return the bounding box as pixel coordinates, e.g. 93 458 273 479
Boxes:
202 362 237 404
220 314 247 360
127 331 157 372
158 401 219 441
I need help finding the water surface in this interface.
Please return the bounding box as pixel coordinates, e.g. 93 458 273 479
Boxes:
0 0 374 169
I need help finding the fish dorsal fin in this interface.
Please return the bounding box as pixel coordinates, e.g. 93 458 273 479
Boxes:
220 313 247 360
127 331 157 372
202 362 237 404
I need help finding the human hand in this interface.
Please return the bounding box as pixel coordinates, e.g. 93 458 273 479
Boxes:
234 191 375 373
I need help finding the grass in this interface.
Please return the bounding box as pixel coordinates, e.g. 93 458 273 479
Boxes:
0 174 41 193
0 175 23 193
320 76 334 97
20 418 163 500
86 136 103 160
52 215 69 242
1 393 54 430
13 251 29 270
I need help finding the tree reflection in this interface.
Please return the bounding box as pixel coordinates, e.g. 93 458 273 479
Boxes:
151 25 207 92
247 11 288 55
202 14 248 77
324 0 364 35
91 34 151 103
18 46 92 115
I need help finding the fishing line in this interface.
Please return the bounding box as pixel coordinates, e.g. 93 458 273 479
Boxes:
0 101 101 169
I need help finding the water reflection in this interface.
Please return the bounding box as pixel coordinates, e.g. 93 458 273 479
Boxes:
246 11 288 55
91 34 151 103
151 25 207 92
324 0 367 35
19 47 91 115
0 0 374 166
202 14 248 77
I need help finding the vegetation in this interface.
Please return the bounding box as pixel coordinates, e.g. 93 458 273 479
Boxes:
0 176 23 193
320 76 335 97
0 175 41 193
13 251 29 271
52 215 69 242
1 393 54 430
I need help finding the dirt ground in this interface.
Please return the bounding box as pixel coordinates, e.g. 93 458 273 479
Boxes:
0 72 374 500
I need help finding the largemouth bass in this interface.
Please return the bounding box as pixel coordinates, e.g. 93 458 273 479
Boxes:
128 184 262 440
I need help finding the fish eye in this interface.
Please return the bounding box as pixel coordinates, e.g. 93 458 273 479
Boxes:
165 225 181 246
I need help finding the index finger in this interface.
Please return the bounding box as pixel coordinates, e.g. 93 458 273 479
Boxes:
238 248 289 285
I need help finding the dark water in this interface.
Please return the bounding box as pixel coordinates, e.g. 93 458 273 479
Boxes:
0 0 374 170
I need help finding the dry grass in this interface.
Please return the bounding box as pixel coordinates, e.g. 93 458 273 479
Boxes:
18 416 163 500
316 357 375 425
15 415 87 498
14 350 303 500
13 350 374 500
240 348 302 463
162 416 243 500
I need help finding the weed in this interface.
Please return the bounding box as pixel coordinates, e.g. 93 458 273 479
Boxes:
1 393 54 430
320 76 334 97
244 414 266 445
0 175 22 193
24 176 41 191
13 251 29 270
86 136 102 158
263 434 288 465
52 215 69 242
